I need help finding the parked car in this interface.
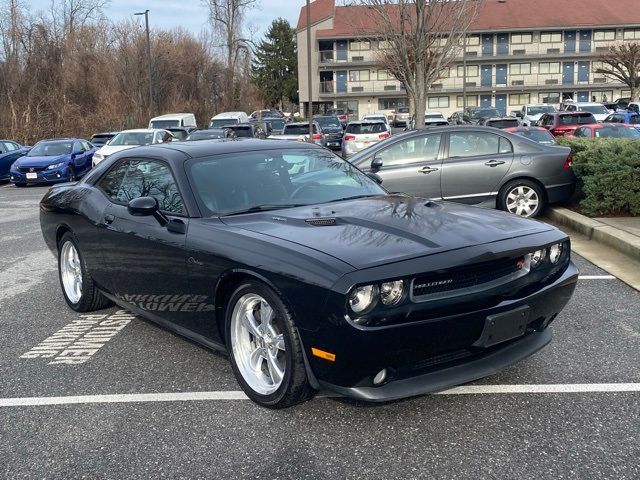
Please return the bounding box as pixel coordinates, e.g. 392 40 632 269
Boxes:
39 138 578 408
249 109 285 119
463 107 501 125
263 118 288 134
573 123 640 139
603 97 630 111
314 115 345 150
327 108 349 128
148 113 197 129
603 112 639 125
626 102 640 114
186 128 235 141
479 117 521 129
167 127 198 141
342 120 390 158
391 106 411 127
348 126 575 218
448 111 465 125
517 104 557 126
225 123 267 139
362 114 391 129
92 129 173 167
209 111 249 128
10 138 95 186
423 111 449 126
538 112 597 137
0 140 30 181
90 132 119 147
502 126 557 145
269 122 326 147
562 102 610 122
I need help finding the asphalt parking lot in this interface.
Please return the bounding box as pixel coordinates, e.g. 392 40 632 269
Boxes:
1 183 639 479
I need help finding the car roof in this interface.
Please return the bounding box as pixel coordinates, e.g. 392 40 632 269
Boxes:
35 138 79 143
573 102 605 106
150 113 194 120
212 111 247 119
118 128 165 133
503 126 547 132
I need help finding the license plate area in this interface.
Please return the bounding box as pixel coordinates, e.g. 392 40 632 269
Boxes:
472 306 530 348
26 172 38 179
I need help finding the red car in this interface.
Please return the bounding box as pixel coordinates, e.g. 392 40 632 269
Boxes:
503 126 556 145
573 123 640 139
538 112 597 137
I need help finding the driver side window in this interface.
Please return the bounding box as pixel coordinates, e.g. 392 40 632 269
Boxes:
376 134 442 167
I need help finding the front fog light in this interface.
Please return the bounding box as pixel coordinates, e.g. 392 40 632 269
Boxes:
531 249 546 268
348 285 378 314
380 280 404 306
549 243 563 264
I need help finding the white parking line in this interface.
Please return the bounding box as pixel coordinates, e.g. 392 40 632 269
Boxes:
1 383 639 407
578 275 616 280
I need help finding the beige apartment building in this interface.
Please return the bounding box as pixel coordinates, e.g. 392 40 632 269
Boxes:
296 0 640 120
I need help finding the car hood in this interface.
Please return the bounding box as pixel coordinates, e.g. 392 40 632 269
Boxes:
97 145 137 156
221 196 552 269
15 154 69 167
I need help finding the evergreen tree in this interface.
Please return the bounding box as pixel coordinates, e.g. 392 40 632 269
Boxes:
252 18 298 109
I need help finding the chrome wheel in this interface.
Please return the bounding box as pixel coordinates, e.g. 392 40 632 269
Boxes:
60 241 83 304
230 293 286 395
506 185 539 217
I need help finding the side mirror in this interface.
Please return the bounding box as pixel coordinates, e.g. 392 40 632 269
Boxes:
516 112 523 118
128 196 168 226
371 156 383 171
366 172 383 185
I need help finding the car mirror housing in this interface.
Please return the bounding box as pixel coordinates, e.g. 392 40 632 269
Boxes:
128 196 168 226
371 156 383 171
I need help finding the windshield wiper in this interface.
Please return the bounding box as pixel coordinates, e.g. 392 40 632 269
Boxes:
325 194 380 204
221 204 305 217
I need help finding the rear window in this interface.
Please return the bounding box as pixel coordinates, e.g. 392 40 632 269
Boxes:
210 118 239 128
580 105 609 115
595 126 640 138
397 107 410 114
230 126 253 137
559 114 596 125
150 120 180 128
345 123 387 134
283 124 318 135
486 119 520 128
510 129 556 145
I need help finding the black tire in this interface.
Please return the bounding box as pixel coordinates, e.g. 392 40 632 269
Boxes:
57 232 112 312
498 179 546 218
225 281 315 408
14 183 26 188
67 167 76 182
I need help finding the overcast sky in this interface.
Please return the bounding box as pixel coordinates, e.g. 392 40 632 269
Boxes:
28 0 300 40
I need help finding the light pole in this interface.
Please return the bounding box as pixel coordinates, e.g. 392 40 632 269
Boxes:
135 9 153 116
306 0 313 142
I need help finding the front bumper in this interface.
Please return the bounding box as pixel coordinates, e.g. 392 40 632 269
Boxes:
306 261 578 402
10 166 70 184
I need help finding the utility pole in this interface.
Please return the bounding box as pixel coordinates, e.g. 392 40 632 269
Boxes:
306 0 313 142
135 10 154 116
462 34 467 111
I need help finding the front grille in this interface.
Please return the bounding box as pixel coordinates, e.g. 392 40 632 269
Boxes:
412 256 525 300
19 166 47 173
305 217 336 226
327 133 343 141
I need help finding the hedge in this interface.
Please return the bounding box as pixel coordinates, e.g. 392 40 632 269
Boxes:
555 137 640 216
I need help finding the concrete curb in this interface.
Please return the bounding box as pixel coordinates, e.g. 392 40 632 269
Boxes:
547 207 640 260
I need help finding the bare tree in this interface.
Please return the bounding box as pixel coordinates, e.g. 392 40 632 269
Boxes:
596 43 640 101
350 0 481 129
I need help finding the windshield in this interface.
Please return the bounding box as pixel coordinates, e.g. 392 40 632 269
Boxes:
109 132 154 146
267 119 286 132
314 117 342 128
397 107 410 114
150 120 180 128
487 119 520 128
469 108 500 119
595 126 640 138
27 141 73 156
345 123 386 134
364 116 386 123
425 114 445 119
511 129 556 144
188 148 385 216
187 130 227 140
284 124 317 135
559 114 595 125
527 106 555 116
91 135 114 146
580 105 609 115
230 126 253 137
210 118 239 128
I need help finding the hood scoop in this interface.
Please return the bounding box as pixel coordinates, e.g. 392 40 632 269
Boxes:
305 217 337 227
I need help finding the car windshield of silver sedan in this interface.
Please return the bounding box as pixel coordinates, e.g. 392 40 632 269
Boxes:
188 148 385 216
27 141 72 156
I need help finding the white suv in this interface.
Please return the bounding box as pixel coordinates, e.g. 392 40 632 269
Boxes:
563 102 610 122
519 104 557 126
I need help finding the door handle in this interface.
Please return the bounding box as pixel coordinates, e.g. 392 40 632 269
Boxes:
484 160 506 167
104 214 114 225
419 166 439 174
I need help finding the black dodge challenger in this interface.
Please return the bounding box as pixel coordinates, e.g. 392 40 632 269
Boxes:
40 139 578 408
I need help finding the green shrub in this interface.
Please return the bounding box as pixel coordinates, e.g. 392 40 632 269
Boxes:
555 137 640 216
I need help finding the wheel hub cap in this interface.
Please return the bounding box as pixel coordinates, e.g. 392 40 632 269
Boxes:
60 241 83 304
506 186 539 217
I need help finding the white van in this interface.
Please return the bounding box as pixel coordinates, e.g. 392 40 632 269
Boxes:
148 113 197 129
209 111 249 128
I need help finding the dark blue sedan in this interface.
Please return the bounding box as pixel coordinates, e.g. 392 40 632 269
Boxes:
10 138 96 186
0 140 30 182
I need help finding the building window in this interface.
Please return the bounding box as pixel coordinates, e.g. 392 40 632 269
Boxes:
541 92 560 104
623 29 640 40
594 30 616 41
511 33 532 44
539 62 561 74
509 93 530 106
378 40 392 50
457 65 479 77
510 63 531 75
349 40 370 51
465 35 480 46
456 95 478 107
592 61 606 72
377 70 393 80
349 70 370 82
540 32 562 43
592 91 613 102
428 96 449 109
378 97 408 110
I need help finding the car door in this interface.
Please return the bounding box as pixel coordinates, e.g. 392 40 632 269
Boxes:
356 133 444 198
71 141 90 174
0 141 23 178
440 131 514 205
95 158 195 328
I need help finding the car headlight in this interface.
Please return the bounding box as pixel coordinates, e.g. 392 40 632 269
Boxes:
531 249 546 268
46 162 65 170
348 284 378 314
549 243 563 264
380 280 404 306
